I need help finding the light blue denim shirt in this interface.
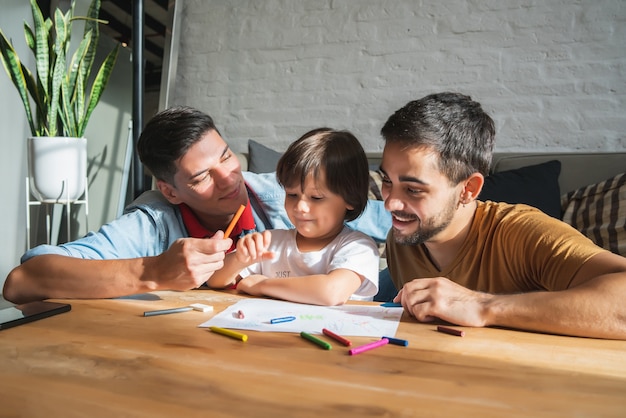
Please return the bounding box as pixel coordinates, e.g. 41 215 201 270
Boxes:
21 172 391 262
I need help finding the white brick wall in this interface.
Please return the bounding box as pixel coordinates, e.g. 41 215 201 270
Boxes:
172 0 626 154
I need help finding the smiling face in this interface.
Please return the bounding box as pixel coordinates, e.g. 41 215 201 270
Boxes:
380 142 464 246
283 170 353 250
156 129 247 231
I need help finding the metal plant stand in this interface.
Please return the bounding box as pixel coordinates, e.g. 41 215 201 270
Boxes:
25 177 88 249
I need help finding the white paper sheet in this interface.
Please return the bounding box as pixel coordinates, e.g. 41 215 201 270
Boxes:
198 298 403 337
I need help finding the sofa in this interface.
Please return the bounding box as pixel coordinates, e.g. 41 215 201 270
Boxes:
239 140 626 257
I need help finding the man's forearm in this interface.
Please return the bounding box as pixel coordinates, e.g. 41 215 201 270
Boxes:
3 255 155 304
485 273 626 339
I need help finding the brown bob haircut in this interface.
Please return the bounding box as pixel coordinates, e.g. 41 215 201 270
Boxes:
276 128 370 222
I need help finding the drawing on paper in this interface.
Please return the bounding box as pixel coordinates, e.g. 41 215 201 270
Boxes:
198 298 403 337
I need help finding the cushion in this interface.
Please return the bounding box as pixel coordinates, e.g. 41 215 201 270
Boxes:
561 172 626 256
368 170 384 200
479 160 562 218
248 139 282 173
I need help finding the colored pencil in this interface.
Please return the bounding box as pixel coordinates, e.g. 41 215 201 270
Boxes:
143 306 193 317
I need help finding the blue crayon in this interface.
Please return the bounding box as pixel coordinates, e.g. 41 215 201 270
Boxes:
382 336 409 346
270 316 296 324
380 302 402 308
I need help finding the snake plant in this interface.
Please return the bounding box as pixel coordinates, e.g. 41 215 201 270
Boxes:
0 0 119 138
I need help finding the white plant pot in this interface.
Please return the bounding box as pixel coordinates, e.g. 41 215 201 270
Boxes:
28 136 87 203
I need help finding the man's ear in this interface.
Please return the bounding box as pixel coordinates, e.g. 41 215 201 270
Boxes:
156 180 183 204
462 172 484 203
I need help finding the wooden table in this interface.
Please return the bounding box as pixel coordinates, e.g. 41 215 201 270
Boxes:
1 290 625 417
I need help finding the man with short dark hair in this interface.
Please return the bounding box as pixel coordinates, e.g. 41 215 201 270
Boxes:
4 106 390 303
380 92 626 339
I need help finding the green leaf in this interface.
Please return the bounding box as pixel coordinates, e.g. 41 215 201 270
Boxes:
67 31 92 109
47 9 72 137
73 70 86 137
60 69 79 137
24 23 35 52
82 0 100 81
79 43 119 137
29 0 48 99
0 30 37 135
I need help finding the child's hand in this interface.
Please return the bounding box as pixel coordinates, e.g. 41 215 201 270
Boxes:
235 230 274 265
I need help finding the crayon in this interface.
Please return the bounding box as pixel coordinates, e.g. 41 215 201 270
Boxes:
382 336 409 346
270 316 296 324
224 204 245 237
322 328 352 346
237 310 245 319
300 331 332 350
437 325 465 337
209 326 248 342
349 338 389 356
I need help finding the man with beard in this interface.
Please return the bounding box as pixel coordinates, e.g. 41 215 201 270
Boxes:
378 92 626 339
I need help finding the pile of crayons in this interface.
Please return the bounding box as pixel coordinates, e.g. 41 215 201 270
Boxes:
301 329 410 356
208 310 466 354
208 321 410 355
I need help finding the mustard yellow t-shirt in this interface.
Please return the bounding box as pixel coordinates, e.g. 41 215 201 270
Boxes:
386 201 607 294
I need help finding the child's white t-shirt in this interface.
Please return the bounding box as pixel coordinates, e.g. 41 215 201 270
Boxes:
239 226 380 299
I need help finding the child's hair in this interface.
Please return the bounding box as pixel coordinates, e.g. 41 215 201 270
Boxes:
276 128 370 222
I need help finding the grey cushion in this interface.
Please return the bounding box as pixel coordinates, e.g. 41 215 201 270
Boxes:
248 139 281 173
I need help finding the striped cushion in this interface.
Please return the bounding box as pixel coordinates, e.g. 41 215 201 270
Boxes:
368 170 384 200
561 172 626 256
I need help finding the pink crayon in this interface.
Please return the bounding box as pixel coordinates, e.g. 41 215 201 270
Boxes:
348 338 389 356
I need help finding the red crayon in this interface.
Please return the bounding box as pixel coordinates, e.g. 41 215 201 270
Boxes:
437 325 465 337
322 328 352 346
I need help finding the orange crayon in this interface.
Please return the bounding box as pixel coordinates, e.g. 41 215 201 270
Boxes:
224 204 245 238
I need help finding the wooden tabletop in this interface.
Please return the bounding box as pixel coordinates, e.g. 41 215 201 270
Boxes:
1 290 625 417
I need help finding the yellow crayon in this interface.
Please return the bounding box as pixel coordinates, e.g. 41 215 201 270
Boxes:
209 326 248 342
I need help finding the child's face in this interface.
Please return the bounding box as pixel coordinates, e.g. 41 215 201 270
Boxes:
283 171 353 244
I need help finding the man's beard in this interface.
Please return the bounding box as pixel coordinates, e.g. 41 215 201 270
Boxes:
391 195 458 246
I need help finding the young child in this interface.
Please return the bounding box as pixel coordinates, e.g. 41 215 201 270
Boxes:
207 128 380 305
